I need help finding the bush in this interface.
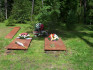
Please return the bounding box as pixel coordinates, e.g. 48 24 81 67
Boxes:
66 10 78 30
35 5 60 30
5 18 16 26
0 13 5 22
10 0 31 24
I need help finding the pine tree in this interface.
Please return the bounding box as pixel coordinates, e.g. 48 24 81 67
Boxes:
5 0 7 19
10 0 31 23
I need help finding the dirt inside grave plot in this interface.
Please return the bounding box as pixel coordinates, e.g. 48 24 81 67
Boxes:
45 38 66 51
6 38 32 50
5 27 21 39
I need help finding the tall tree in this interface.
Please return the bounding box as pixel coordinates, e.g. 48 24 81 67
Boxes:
5 0 7 19
0 0 1 15
0 0 1 22
10 0 31 23
84 0 86 24
31 0 34 21
42 0 43 7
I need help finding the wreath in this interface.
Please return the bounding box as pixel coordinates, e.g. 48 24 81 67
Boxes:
18 33 30 39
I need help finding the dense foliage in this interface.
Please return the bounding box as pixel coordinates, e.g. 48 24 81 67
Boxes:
0 0 93 29
11 0 31 23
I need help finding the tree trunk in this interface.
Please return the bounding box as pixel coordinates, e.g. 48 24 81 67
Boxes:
5 0 7 19
31 0 34 21
80 0 83 24
84 0 86 24
80 0 81 7
0 0 1 15
0 0 1 22
42 0 43 7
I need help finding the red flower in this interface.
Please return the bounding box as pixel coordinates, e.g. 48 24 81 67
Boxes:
48 34 55 38
40 24 44 30
20 33 28 36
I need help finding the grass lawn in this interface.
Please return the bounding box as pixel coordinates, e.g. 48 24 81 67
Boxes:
0 23 93 70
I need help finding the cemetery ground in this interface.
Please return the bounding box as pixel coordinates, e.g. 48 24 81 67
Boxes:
0 23 93 70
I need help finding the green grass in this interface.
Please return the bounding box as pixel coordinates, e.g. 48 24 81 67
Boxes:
0 23 93 70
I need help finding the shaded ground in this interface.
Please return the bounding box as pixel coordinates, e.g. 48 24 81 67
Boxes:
0 23 93 70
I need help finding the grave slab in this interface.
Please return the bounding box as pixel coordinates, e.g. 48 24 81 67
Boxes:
6 38 32 50
45 38 66 51
5 27 21 39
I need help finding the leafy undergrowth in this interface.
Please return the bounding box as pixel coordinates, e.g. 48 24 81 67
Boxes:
0 23 93 70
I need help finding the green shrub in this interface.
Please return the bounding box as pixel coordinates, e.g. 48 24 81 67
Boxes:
5 18 16 26
66 10 78 30
10 0 31 24
35 4 60 30
0 12 5 22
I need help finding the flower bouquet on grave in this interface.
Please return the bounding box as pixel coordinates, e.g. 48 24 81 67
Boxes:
33 31 39 37
48 34 59 41
33 23 48 37
17 33 30 39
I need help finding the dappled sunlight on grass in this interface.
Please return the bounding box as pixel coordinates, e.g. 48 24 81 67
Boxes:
0 23 93 70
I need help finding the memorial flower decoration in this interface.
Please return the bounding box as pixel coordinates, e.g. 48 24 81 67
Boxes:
18 33 30 39
33 23 48 37
48 34 59 41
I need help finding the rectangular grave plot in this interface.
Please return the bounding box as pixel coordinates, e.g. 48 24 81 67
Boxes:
44 38 66 51
5 27 21 39
6 38 32 50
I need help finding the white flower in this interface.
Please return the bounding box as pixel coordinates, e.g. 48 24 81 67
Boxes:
54 34 59 40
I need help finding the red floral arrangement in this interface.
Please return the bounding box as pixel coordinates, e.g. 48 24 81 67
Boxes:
18 33 30 39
